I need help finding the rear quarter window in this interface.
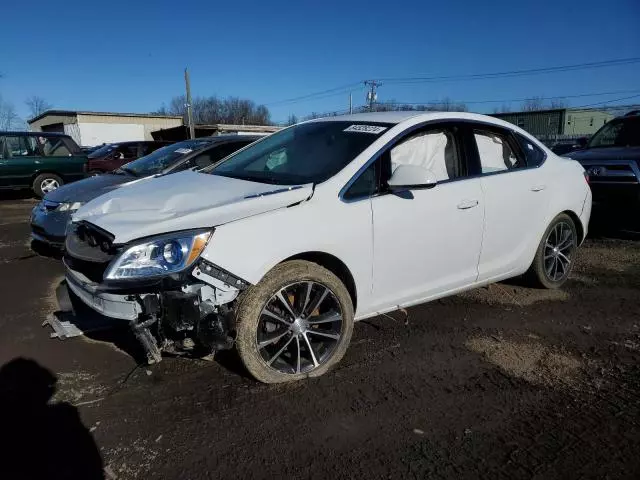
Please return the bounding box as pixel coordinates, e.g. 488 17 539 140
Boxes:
516 134 546 167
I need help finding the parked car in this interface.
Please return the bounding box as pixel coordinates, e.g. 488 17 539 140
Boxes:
0 132 86 197
81 145 104 155
30 135 259 247
550 138 588 156
565 111 640 207
86 141 172 175
49 112 591 383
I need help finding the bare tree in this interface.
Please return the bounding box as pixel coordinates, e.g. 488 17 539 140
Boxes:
549 98 568 109
521 96 546 111
155 95 271 125
0 95 21 130
25 96 52 118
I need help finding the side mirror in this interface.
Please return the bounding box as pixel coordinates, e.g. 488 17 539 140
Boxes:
387 165 437 191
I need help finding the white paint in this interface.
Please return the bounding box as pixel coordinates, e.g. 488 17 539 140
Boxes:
76 111 591 319
77 122 145 146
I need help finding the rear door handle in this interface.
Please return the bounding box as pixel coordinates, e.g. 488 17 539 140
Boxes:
531 185 546 192
457 199 479 210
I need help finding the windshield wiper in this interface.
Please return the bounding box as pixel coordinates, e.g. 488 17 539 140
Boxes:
119 167 138 177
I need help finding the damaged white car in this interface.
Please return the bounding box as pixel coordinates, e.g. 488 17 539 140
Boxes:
49 112 592 383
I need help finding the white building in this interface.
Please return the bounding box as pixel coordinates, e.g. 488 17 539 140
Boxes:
28 110 183 147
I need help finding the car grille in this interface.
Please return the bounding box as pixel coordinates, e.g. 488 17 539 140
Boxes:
64 222 118 283
583 162 639 184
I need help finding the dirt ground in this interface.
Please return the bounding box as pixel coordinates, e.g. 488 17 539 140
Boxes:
0 196 639 480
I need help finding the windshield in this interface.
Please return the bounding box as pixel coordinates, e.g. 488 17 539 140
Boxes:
207 121 390 185
87 143 118 158
588 117 640 148
120 139 215 176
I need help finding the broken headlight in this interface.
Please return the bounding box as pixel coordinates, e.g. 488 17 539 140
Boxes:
58 202 84 212
104 230 212 280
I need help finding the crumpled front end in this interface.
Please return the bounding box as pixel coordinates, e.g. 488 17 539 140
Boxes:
50 221 250 364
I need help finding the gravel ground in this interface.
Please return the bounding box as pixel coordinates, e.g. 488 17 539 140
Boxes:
0 196 638 480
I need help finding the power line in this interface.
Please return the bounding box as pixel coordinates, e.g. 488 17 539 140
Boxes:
382 89 640 106
378 57 640 85
265 57 640 107
265 82 363 106
572 94 640 108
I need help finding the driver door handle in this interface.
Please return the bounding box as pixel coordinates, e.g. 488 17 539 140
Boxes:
457 199 479 210
531 185 546 192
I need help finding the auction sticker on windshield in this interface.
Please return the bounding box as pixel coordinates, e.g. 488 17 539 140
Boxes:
344 125 387 134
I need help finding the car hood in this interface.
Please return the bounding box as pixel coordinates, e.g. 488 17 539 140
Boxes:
45 173 139 203
72 170 313 244
567 146 640 162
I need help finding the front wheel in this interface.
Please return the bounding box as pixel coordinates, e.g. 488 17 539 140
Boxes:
526 213 578 289
235 260 354 383
33 173 63 198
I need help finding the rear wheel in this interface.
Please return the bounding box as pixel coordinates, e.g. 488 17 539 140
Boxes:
526 213 577 289
235 260 354 383
33 173 63 198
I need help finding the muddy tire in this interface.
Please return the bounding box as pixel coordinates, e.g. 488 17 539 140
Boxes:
235 260 354 384
525 213 577 289
33 173 63 198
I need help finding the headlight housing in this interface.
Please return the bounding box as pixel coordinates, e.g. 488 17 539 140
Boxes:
104 230 212 280
58 202 84 212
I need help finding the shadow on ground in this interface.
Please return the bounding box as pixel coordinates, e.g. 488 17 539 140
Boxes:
0 358 104 480
0 190 35 201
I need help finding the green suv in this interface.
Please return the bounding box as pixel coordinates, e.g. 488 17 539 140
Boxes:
0 132 87 197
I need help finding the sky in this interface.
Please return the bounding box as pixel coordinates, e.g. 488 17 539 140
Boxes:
1 0 639 124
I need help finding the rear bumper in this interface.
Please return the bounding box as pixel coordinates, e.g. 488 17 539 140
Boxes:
588 182 640 206
65 265 141 321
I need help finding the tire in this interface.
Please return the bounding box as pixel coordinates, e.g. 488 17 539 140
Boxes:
33 173 63 198
235 260 354 384
525 213 578 289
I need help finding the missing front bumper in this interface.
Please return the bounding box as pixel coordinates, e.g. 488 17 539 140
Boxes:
48 265 237 364
65 268 141 321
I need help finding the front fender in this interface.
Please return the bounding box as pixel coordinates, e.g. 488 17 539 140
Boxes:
200 195 374 313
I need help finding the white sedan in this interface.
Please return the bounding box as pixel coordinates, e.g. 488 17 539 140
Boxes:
57 111 592 383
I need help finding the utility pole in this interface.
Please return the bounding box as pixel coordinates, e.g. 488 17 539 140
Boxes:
364 80 381 110
184 68 195 139
349 93 353 114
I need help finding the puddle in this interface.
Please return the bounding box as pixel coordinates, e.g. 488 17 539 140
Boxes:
466 336 581 388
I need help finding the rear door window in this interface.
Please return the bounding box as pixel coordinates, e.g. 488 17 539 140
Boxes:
3 135 39 158
515 134 546 167
36 136 72 157
473 129 525 173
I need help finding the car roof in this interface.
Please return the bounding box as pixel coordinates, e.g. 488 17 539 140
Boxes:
309 111 527 131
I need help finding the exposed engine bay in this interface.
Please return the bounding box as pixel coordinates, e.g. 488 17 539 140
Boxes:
48 221 251 364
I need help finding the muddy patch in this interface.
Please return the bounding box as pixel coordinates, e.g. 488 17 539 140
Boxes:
54 371 108 404
458 283 569 307
466 336 582 388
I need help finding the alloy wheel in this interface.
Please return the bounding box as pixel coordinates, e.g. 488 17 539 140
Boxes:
544 221 574 282
40 178 59 193
257 281 343 375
